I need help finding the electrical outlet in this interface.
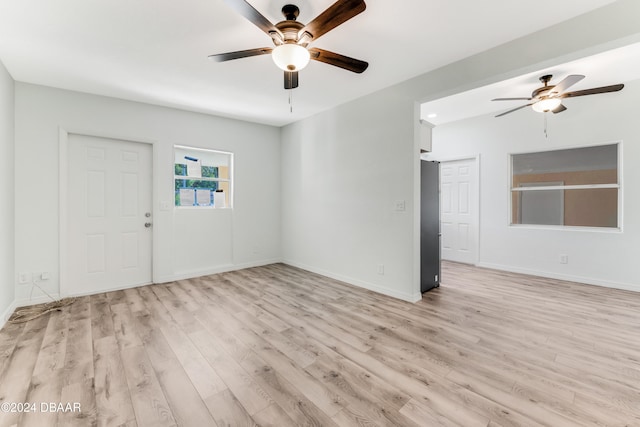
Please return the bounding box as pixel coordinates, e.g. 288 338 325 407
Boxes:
377 264 385 275
394 200 406 212
40 272 50 280
559 254 568 264
18 272 31 284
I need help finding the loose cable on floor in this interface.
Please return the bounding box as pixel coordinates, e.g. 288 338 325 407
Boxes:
8 280 75 324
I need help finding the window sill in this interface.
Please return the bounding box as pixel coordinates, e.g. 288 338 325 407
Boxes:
508 224 622 233
174 206 233 210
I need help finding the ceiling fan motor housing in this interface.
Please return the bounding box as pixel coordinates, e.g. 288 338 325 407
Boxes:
276 20 304 43
532 75 555 99
532 85 555 99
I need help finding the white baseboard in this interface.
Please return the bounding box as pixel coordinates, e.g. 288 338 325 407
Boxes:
13 293 62 308
1 300 18 330
1 293 63 330
64 283 149 298
154 258 283 284
477 262 640 293
283 259 422 303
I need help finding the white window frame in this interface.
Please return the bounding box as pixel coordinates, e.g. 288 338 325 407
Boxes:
509 142 622 232
174 145 234 209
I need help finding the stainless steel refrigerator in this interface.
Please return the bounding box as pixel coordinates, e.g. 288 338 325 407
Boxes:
421 160 441 292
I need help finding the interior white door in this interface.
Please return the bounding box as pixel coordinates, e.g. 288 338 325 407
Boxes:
440 158 477 264
67 134 152 295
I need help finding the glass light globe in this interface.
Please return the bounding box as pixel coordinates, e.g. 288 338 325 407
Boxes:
272 44 310 71
532 98 562 113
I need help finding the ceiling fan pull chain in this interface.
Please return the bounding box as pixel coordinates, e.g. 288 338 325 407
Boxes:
289 89 293 113
544 113 549 138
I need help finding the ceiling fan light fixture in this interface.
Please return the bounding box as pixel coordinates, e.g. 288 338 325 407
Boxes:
272 44 310 71
532 97 562 113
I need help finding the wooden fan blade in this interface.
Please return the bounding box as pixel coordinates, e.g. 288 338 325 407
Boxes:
549 74 585 95
208 47 273 62
552 104 567 114
492 97 532 101
308 48 368 73
300 0 366 41
560 84 624 98
284 71 299 89
495 103 532 118
223 0 279 35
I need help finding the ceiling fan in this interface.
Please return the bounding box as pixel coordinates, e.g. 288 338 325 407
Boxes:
209 0 369 89
493 74 624 117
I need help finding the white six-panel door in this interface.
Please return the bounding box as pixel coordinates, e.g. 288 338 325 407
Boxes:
440 158 477 264
67 134 152 295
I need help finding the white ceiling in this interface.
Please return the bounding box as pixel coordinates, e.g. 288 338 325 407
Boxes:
0 0 620 127
421 42 640 126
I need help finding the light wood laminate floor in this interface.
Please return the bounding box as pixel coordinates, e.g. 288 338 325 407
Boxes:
1 262 639 426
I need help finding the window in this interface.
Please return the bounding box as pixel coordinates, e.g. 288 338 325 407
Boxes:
174 145 233 208
510 144 619 228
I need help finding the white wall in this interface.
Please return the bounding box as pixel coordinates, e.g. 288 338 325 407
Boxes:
14 83 281 304
428 78 640 291
0 60 15 323
281 88 420 302
281 0 640 301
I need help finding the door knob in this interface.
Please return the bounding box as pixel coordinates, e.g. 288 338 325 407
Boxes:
144 222 152 228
